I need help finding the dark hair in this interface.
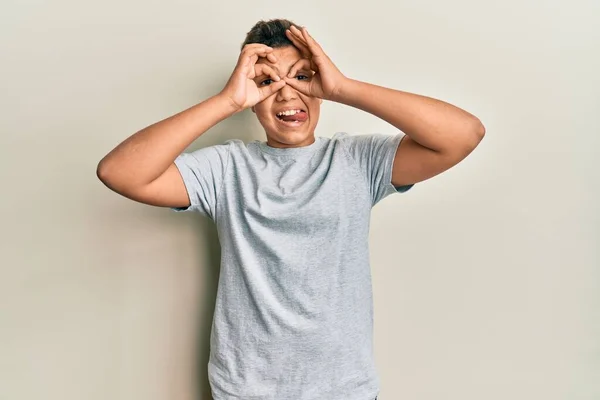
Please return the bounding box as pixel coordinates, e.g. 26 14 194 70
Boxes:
241 18 302 50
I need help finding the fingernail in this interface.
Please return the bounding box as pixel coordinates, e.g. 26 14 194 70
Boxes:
275 75 280 81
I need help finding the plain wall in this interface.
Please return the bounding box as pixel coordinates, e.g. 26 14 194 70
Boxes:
1 0 598 399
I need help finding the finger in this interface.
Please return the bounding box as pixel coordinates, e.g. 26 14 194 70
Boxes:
244 53 258 66
242 43 274 53
286 29 309 55
266 52 277 63
283 76 310 96
242 54 259 77
239 47 274 71
245 48 274 59
254 64 281 82
240 45 274 63
289 26 311 50
286 58 311 78
289 25 306 42
290 27 324 73
296 26 324 56
259 79 287 99
285 29 310 56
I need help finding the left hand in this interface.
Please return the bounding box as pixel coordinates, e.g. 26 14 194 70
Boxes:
284 26 348 101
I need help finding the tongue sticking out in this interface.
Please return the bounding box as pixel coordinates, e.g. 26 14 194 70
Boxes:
280 111 308 122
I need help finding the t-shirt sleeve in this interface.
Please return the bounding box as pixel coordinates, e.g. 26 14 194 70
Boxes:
170 141 232 219
339 132 414 207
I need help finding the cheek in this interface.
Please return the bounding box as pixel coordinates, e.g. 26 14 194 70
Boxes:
254 107 272 122
309 105 320 120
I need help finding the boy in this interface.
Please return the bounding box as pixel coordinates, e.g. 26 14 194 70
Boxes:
97 18 484 400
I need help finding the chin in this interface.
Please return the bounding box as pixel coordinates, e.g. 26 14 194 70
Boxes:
267 130 315 147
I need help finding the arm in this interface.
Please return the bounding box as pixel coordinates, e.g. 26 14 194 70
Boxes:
332 78 486 187
280 26 485 188
96 94 238 208
96 44 285 209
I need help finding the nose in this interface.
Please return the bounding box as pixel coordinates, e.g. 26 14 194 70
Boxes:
276 82 299 102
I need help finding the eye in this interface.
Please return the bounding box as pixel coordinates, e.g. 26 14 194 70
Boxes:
261 74 308 86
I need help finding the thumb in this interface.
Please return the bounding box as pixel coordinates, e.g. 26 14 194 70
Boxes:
258 79 287 100
283 76 311 96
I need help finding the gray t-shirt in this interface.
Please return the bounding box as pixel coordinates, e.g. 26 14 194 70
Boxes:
172 132 413 400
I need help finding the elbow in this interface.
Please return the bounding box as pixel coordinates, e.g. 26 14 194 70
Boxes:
96 159 130 196
96 158 116 188
96 159 105 180
455 119 485 157
96 159 108 182
466 118 486 150
474 118 486 141
474 121 486 150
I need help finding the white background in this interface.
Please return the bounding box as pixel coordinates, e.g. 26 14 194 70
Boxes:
1 0 598 399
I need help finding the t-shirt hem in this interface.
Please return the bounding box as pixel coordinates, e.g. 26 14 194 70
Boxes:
208 359 380 400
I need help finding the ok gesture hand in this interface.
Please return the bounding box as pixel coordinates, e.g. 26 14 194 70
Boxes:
283 26 348 101
220 44 287 111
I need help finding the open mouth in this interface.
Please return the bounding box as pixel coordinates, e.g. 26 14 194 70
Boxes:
275 109 308 127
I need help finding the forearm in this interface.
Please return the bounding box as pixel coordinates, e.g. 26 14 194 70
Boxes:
333 78 484 152
97 94 238 187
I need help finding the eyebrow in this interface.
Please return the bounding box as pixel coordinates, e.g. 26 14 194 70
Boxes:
255 67 311 79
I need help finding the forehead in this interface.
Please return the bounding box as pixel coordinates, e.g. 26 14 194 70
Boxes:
256 45 305 72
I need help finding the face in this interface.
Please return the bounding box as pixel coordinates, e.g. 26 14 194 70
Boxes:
251 45 322 148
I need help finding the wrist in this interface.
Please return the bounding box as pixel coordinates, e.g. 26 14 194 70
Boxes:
215 93 244 115
330 77 354 103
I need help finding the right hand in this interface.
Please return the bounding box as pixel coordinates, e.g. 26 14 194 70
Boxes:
220 44 287 112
